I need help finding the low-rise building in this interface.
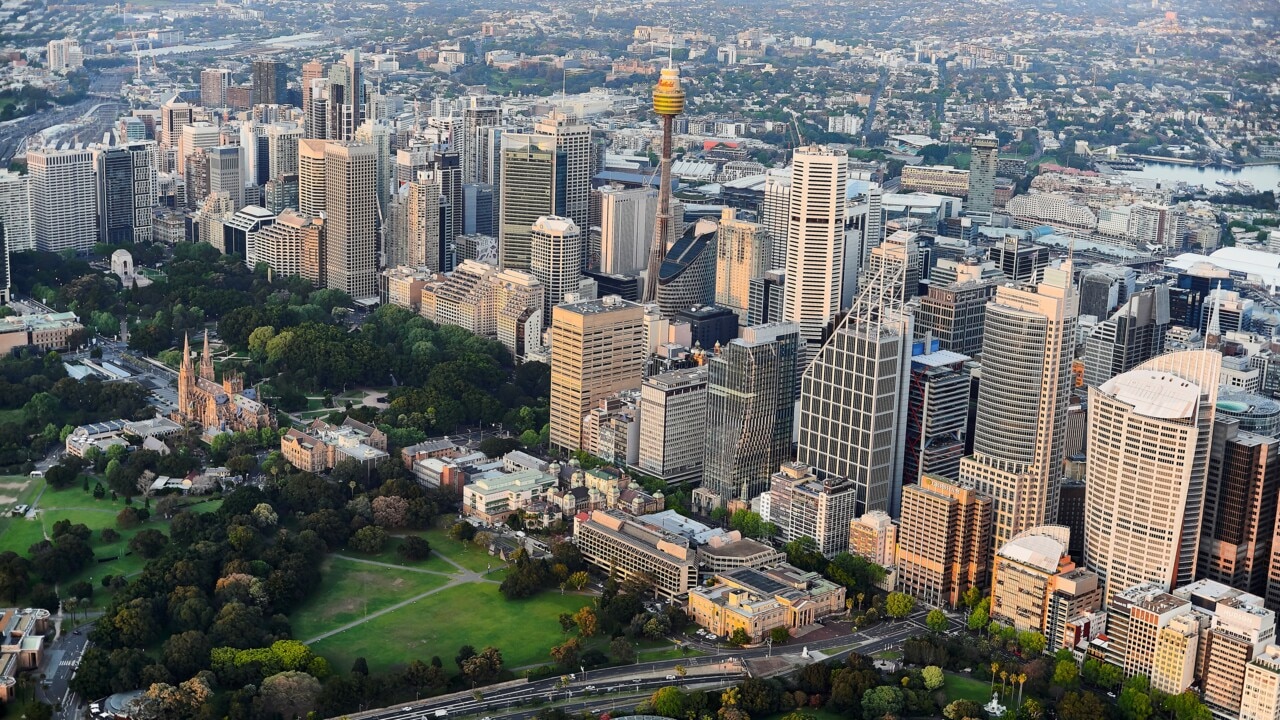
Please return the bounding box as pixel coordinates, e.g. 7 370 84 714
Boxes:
848 511 898 568
686 564 846 641
900 164 970 198
462 468 558 524
0 312 82 354
1241 645 1280 720
697 535 787 575
0 607 50 702
280 417 389 472
574 509 698 599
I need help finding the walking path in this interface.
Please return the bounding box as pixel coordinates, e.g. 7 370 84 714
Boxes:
304 545 503 644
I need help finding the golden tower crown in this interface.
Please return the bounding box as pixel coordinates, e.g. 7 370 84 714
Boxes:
653 66 685 117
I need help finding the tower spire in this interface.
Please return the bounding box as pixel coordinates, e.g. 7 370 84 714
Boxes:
199 329 214 381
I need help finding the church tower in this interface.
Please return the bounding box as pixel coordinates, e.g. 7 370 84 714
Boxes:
177 333 194 422
199 330 215 381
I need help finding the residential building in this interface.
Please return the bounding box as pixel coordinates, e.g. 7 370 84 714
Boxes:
323 142 378 300
715 208 768 323
848 511 898 568
698 322 798 509
327 51 363 142
764 463 858 557
0 170 32 252
201 68 231 108
573 509 698 599
530 216 583 323
46 39 83 72
1240 646 1280 720
797 260 913 515
28 147 97 253
253 210 323 281
548 296 646 451
783 146 847 366
959 261 1077 552
1103 582 1194 679
686 565 846 641
896 474 993 608
968 136 998 220
637 366 708 486
1084 351 1221 602
280 417 389 472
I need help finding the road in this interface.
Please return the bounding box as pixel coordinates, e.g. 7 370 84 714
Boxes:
344 608 947 720
37 619 94 719
0 69 131 164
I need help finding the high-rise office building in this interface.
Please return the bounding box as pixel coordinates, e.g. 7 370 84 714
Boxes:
1078 265 1137 320
959 262 1077 551
323 142 378 300
160 97 194 150
252 59 288 106
968 135 998 221
462 103 501 184
747 270 786 326
699 322 799 508
327 51 364 141
1242 646 1280 720
637 366 708 486
548 296 646 451
895 474 993 608
1200 419 1278 599
860 229 920 303
765 463 858 558
1082 284 1172 387
1084 350 1221 602
354 120 393 206
207 146 244 212
28 147 97 253
797 260 913 515
915 277 1000 358
200 68 232 108
95 141 157 244
530 216 583 323
304 79 329 140
904 342 971 485
301 60 325 122
463 183 495 236
0 170 32 252
498 133 564 270
297 139 328 217
989 236 1049 285
598 185 656 276
534 111 590 238
988 526 1089 633
714 208 768 323
782 146 848 366
762 170 791 272
655 219 718 318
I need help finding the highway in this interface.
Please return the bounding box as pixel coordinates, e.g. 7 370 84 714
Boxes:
343 608 946 720
0 69 131 164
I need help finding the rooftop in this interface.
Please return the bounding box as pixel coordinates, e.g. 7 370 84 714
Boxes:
1100 369 1202 420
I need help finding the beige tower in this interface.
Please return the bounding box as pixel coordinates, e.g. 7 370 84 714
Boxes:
782 145 848 366
714 207 768 323
549 296 646 452
530 216 582 324
323 142 378 300
959 261 1077 551
298 139 329 217
896 474 993 608
1084 350 1221 602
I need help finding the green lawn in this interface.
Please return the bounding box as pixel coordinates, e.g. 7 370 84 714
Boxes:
307 581 593 674
290 556 451 642
0 409 25 425
944 673 994 704
421 528 506 573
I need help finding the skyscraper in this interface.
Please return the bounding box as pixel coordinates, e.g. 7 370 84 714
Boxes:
762 170 791 272
498 134 564 270
323 142 378 300
200 68 231 108
1199 420 1278 599
265 123 302 181
797 259 913 516
301 60 325 123
637 366 708 486
698 322 798 509
968 135 998 221
530 216 583 323
297 139 328 217
1083 350 1221 602
0 170 32 252
28 147 97 253
959 262 1077 550
535 111 591 238
904 342 972 485
641 64 685 305
327 51 363 141
782 145 848 366
896 474 993 608
95 141 157 244
354 120 393 207
207 146 244 211
462 102 502 184
548 296 646 451
714 208 768 323
655 219 718 318
390 171 442 271
160 97 194 150
598 185 656 276
252 59 288 106
1082 284 1171 387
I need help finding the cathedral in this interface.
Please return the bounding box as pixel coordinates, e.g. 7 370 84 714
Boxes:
173 331 275 437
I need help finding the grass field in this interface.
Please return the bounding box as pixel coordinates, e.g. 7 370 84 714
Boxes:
421 528 503 573
290 556 450 642
308 581 594 674
945 673 993 703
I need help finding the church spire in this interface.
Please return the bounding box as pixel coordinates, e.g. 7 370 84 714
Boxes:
199 330 215 381
181 333 192 371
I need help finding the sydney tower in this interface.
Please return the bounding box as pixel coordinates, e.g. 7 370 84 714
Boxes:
641 64 685 304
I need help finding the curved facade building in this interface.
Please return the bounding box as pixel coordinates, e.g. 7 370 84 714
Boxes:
1083 350 1221 602
1216 387 1280 438
656 217 717 318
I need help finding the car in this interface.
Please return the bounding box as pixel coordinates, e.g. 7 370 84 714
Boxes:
403 708 413 712
665 675 677 680
632 678 642 684
586 686 596 692
695 629 706 635
706 634 718 641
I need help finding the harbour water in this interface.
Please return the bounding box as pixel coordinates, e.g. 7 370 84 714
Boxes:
1118 160 1280 192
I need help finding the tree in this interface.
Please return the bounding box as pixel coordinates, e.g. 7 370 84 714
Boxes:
1057 691 1105 720
251 502 278 528
770 626 789 644
461 646 503 685
0 551 30 603
128 529 168 558
161 630 211 680
349 526 388 554
967 605 989 632
397 535 432 561
730 627 751 646
944 699 985 720
783 536 825 572
1118 686 1153 720
922 665 945 690
372 495 409 528
926 609 948 633
1052 658 1079 688
885 591 915 620
258 670 322 719
550 637 581 669
649 686 687 718
351 656 370 675
572 606 598 637
609 637 636 664
1018 630 1047 656
116 506 142 529
861 686 904 718
455 645 476 670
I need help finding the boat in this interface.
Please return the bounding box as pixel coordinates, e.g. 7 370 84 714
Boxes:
1239 181 1256 192
1216 179 1237 189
